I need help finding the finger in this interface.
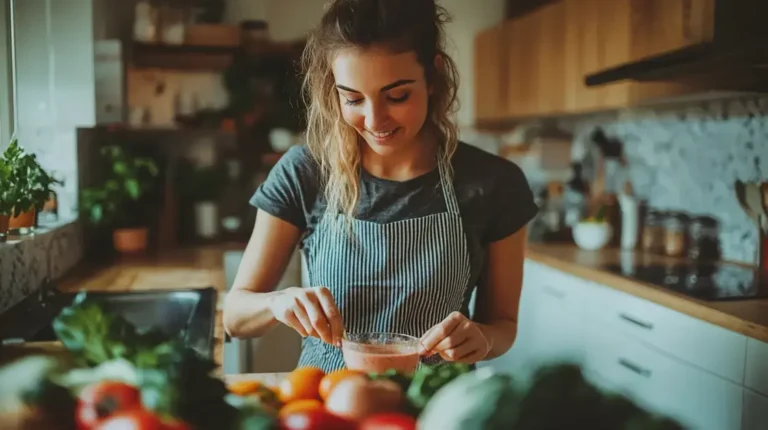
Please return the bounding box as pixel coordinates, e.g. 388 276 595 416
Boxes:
283 310 309 337
292 298 318 338
439 341 483 363
315 287 343 347
299 291 333 344
431 329 470 354
419 312 465 354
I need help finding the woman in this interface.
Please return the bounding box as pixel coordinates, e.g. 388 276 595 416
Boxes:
223 0 538 372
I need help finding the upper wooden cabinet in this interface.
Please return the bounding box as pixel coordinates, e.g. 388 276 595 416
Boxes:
473 23 507 123
473 0 758 124
628 0 715 64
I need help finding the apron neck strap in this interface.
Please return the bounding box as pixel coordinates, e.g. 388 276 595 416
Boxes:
436 153 461 215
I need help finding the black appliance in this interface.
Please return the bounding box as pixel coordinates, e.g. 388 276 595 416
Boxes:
585 0 768 87
600 261 766 301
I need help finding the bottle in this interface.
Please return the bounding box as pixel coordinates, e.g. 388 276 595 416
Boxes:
218 159 247 241
563 163 589 229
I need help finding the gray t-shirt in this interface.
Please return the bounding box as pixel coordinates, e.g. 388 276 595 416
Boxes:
250 142 539 295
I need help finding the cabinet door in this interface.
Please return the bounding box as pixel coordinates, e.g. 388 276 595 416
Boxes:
630 0 715 61
743 389 768 430
584 321 743 430
473 24 507 123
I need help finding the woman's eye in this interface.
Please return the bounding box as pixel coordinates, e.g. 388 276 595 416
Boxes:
388 94 409 103
344 98 363 106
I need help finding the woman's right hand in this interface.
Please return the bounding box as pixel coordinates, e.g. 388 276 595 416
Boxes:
269 286 344 347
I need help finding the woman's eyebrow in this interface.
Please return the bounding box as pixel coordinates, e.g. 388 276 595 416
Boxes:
336 79 416 94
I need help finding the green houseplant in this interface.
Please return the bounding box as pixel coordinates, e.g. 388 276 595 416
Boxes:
78 145 158 254
2 137 63 231
0 156 11 238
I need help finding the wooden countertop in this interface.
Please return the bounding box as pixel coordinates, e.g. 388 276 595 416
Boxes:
526 243 768 344
224 372 288 388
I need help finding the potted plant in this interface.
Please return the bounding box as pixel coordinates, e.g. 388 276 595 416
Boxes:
79 145 159 254
2 137 62 232
0 156 11 240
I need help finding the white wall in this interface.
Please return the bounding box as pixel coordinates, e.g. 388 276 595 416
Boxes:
439 0 506 127
0 0 14 147
12 0 96 217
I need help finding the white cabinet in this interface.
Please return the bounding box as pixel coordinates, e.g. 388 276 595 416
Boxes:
583 319 743 430
588 281 747 383
504 257 767 429
746 338 768 397
743 389 768 430
479 260 586 384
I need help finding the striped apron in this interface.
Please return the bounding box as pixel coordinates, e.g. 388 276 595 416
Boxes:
298 160 472 372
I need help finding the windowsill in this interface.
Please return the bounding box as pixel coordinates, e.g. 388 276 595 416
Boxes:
1 215 79 246
0 217 84 314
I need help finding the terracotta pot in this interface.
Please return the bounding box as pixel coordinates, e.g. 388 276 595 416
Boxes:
113 227 149 254
0 214 9 234
9 208 36 229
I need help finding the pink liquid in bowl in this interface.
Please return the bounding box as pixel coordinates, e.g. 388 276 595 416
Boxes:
341 333 420 373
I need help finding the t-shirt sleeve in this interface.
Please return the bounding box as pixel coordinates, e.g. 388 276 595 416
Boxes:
249 146 311 230
485 161 539 243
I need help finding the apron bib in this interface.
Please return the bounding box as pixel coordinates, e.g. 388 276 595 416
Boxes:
298 159 472 372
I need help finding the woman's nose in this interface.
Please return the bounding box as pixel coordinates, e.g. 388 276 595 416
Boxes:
364 101 389 131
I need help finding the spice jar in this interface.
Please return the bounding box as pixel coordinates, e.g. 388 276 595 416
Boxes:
687 216 719 260
641 210 665 253
663 213 688 257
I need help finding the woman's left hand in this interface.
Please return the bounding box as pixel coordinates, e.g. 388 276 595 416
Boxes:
419 312 492 364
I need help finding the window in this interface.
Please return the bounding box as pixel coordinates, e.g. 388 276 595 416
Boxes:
0 0 15 147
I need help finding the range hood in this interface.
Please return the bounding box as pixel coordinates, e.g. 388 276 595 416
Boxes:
585 1 768 87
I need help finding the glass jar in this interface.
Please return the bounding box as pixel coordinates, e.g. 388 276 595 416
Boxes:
664 213 688 257
641 210 665 254
687 216 719 260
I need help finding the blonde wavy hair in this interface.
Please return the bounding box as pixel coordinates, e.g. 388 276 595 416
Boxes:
300 0 460 226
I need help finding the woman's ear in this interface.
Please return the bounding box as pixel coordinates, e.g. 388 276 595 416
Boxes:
429 54 444 95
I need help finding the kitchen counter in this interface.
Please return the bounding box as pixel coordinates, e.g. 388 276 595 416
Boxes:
526 243 768 343
4 244 248 370
224 372 288 387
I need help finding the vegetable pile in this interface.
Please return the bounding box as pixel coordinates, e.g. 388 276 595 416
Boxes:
0 292 688 430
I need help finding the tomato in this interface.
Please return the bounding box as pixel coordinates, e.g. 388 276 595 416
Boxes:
76 381 142 429
278 367 325 403
318 369 366 400
280 410 357 430
279 399 324 418
92 410 167 430
359 413 418 430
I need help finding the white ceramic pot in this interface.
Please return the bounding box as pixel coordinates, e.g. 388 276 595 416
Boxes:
573 221 613 251
194 201 219 239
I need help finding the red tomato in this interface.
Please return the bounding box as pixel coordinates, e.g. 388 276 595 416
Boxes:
280 410 357 430
92 410 167 430
76 381 142 429
359 413 418 430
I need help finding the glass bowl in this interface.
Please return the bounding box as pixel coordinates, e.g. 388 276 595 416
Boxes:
341 332 421 373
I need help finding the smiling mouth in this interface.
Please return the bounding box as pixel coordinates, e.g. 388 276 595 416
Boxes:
368 128 399 139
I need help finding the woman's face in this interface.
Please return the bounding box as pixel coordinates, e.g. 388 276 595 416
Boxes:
332 47 430 156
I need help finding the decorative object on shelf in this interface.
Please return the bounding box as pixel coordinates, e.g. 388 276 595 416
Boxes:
177 161 226 241
133 0 159 43
1 137 63 236
78 145 159 254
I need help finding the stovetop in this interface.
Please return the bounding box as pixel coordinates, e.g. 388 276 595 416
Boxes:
600 261 766 301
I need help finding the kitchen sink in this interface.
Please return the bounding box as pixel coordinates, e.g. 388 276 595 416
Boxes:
0 286 217 359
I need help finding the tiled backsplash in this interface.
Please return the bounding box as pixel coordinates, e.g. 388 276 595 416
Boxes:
560 96 768 265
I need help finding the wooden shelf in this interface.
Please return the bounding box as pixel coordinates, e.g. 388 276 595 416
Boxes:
131 42 238 71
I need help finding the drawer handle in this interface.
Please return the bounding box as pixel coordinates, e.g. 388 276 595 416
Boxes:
542 285 566 299
618 358 652 378
619 313 654 330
